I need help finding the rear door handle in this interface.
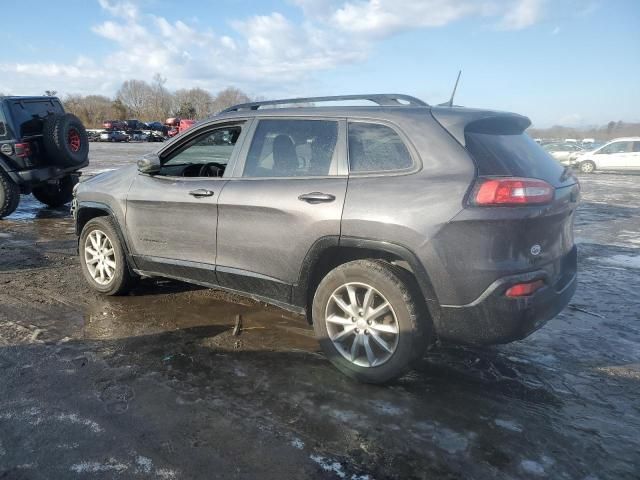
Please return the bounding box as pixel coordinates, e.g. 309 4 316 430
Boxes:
298 192 336 204
189 189 214 198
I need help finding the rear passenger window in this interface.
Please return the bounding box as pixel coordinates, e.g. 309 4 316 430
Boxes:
243 119 338 177
348 122 413 173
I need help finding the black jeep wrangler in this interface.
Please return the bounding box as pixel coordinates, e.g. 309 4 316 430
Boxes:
0 96 89 218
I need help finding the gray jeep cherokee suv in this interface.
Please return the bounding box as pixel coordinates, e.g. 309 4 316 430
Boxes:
73 94 579 383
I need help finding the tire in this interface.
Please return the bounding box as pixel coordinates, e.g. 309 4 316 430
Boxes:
0 169 20 219
32 175 78 208
580 160 596 174
42 113 89 168
312 259 431 383
79 216 135 295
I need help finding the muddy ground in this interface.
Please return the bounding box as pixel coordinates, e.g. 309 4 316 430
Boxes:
0 143 639 479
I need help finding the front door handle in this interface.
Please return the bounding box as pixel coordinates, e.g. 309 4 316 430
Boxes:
189 189 214 198
298 192 336 204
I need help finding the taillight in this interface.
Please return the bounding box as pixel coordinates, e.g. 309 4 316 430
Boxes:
505 280 545 298
472 177 554 206
15 142 32 158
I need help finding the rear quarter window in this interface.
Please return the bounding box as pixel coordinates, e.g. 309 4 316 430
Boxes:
348 122 413 173
465 131 566 185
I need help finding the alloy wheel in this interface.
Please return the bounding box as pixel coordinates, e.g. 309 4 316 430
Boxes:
84 229 116 285
325 282 400 367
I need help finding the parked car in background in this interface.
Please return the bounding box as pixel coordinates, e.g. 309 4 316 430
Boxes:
165 117 196 137
103 120 127 131
543 143 585 165
87 130 102 142
73 93 579 383
574 137 640 173
129 130 148 142
100 130 130 142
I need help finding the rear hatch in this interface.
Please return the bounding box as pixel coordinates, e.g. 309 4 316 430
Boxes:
428 108 579 305
3 97 65 167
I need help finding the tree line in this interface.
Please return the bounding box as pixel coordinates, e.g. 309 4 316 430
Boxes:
528 121 640 141
61 75 253 128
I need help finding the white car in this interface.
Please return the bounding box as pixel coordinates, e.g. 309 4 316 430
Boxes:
543 143 585 165
575 137 640 173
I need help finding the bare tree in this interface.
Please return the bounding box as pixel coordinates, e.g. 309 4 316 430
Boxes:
173 87 214 119
116 80 151 118
211 87 251 114
44 90 58 97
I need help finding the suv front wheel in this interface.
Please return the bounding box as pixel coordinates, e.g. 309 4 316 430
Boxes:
79 217 135 295
312 260 430 383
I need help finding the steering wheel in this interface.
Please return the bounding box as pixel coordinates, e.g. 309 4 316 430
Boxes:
198 162 225 177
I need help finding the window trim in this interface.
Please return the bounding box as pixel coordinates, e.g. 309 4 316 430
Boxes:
228 116 348 180
153 119 250 180
345 118 421 177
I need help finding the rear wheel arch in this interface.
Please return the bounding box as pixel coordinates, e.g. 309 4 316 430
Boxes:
296 237 441 328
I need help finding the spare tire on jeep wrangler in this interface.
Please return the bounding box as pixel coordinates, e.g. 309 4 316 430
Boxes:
42 114 89 168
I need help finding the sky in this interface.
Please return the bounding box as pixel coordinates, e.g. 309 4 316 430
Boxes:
0 0 638 128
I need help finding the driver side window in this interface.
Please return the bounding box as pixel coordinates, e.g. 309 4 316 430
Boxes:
159 126 242 177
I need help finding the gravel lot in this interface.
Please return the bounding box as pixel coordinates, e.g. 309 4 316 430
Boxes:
0 142 639 479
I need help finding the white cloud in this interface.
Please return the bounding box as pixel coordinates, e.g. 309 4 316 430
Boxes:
499 0 545 30
331 0 480 36
0 0 548 97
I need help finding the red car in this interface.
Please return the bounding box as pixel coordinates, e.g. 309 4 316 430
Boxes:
165 118 195 137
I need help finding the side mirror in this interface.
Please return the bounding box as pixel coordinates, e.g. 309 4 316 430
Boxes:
0 122 6 137
137 153 161 174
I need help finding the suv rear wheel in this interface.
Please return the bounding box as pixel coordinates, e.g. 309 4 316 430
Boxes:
32 175 78 208
0 169 20 219
79 217 135 295
312 260 430 383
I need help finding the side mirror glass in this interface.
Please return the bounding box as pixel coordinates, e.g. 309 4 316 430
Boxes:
138 153 161 174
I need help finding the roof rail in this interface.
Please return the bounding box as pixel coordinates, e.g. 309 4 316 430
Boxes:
220 94 428 114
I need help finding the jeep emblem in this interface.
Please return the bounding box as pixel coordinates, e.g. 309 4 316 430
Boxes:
530 244 542 256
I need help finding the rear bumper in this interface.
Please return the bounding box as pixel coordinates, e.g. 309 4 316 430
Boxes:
436 249 577 345
14 161 88 185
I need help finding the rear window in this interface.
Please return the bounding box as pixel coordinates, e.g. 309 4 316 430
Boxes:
7 98 64 137
465 131 566 185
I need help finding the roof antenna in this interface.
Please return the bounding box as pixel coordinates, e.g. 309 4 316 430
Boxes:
447 70 462 107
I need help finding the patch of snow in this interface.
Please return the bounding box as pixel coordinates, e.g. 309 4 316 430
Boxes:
55 413 104 433
291 437 305 450
156 468 179 479
329 409 359 423
599 255 640 269
310 454 346 478
414 421 472 454
494 418 523 432
520 460 545 476
70 459 128 474
135 456 153 474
